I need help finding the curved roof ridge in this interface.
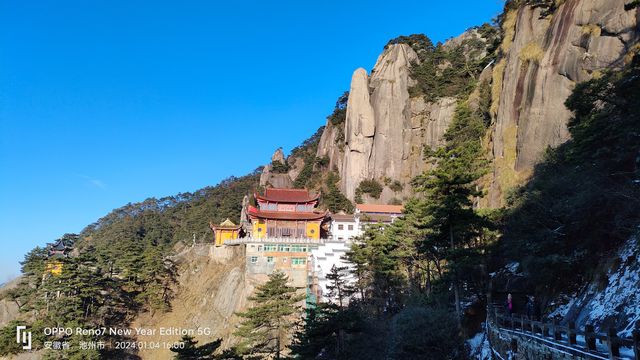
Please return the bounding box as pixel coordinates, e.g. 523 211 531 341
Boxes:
256 187 319 203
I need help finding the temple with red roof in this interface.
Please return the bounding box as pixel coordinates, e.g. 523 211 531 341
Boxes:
248 188 328 239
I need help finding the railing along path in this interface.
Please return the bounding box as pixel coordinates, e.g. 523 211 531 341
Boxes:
489 305 639 359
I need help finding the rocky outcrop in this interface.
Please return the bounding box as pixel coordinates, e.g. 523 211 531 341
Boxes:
487 0 639 206
266 1 638 207
319 44 458 203
341 68 376 200
134 246 257 360
0 277 20 328
368 44 419 185
548 235 640 337
316 121 344 173
443 28 493 61
259 148 293 188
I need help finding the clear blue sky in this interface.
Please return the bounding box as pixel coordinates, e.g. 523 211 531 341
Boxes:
0 0 504 282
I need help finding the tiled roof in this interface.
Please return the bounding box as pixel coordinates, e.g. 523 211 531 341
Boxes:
356 204 404 214
220 218 236 227
256 188 319 203
248 206 327 220
210 218 241 230
331 214 356 222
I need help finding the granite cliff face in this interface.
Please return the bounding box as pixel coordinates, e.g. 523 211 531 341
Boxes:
322 0 638 206
316 44 458 203
259 0 638 207
259 148 294 188
486 0 639 206
133 246 258 360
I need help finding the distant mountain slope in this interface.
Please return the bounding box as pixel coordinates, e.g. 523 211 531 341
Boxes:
78 170 261 250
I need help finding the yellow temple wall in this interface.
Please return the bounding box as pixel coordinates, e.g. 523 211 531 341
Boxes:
252 220 266 239
215 230 238 246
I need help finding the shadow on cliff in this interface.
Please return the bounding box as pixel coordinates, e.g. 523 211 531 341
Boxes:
493 56 640 327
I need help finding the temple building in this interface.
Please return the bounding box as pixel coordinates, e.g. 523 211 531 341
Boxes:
209 218 242 246
44 238 73 276
207 187 404 301
248 188 328 239
355 203 403 225
226 188 329 287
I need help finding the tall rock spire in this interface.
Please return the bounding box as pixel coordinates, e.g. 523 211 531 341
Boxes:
368 43 418 181
341 68 375 200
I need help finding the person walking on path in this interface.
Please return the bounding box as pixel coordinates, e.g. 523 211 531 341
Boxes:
505 293 514 316
526 295 535 319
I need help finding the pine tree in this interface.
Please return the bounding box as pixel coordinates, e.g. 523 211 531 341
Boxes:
20 246 48 275
0 321 25 356
170 335 222 360
7 247 48 311
322 172 354 213
137 240 177 312
347 224 405 315
290 306 336 359
291 302 364 360
234 271 304 359
345 240 369 301
325 265 356 308
411 102 492 329
324 265 357 357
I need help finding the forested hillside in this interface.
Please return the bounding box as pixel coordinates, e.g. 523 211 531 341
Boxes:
0 171 260 358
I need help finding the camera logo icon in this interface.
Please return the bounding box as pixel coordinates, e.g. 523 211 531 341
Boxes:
16 325 32 350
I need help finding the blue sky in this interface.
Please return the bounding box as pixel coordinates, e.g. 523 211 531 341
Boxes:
0 0 504 282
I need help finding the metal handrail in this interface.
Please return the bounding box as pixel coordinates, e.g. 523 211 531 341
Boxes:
489 306 639 359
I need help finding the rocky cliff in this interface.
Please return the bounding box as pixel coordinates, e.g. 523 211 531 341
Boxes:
0 278 20 328
260 148 294 188
133 245 258 360
315 43 459 204
316 0 639 206
549 234 640 338
486 0 639 206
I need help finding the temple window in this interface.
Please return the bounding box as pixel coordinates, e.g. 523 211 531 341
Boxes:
278 244 290 252
292 258 306 265
290 245 307 252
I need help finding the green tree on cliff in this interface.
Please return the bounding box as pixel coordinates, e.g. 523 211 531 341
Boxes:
234 271 304 359
411 102 492 328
